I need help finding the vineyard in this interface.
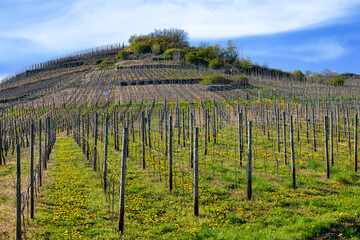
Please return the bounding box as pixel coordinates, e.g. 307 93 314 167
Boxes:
1 54 360 239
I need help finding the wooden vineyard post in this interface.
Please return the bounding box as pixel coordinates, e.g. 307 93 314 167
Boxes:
142 111 146 169
312 107 317 152
113 111 117 151
330 112 334 166
247 121 252 200
194 127 199 216
82 115 85 154
86 113 90 160
190 113 194 168
238 107 243 167
169 116 173 192
182 109 185 147
355 114 358 172
266 105 270 140
103 116 108 194
347 108 351 158
290 116 296 189
148 112 152 149
16 144 21 240
283 112 287 165
39 119 42 186
325 116 330 178
30 122 34 219
204 109 208 155
276 110 280 153
165 111 168 157
177 108 181 146
118 127 128 234
44 117 48 170
94 113 98 171
306 103 309 143
213 108 217 144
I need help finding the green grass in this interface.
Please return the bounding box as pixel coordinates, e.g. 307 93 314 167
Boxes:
29 136 119 239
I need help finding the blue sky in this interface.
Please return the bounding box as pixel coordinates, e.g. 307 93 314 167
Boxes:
1 0 360 81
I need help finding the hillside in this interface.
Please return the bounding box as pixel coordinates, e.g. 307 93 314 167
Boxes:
2 39 360 239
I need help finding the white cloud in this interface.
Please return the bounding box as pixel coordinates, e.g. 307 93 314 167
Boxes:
1 0 359 53
293 39 346 62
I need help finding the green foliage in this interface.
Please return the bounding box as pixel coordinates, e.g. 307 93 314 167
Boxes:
116 50 129 60
223 40 238 64
131 42 151 54
293 70 305 78
129 28 189 54
151 44 161 55
184 52 207 65
328 75 345 86
240 57 253 71
201 74 232 85
209 57 223 69
99 58 115 69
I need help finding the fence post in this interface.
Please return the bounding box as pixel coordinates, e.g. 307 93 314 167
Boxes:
330 112 334 166
312 107 317 152
82 115 85 154
142 111 146 169
86 113 90 160
204 109 208 155
325 116 330 178
118 127 128 234
103 116 108 194
165 111 168 157
169 116 173 192
290 116 296 188
190 113 194 168
44 117 48 170
194 127 199 216
94 113 98 171
30 122 34 219
16 144 21 240
238 107 243 167
247 121 252 200
355 114 358 172
283 112 287 165
39 119 42 186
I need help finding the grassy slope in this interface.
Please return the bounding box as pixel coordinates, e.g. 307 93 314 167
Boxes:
28 136 118 239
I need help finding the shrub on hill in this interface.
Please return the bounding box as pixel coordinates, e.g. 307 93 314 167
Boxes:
129 28 189 54
131 42 151 54
209 57 224 69
201 74 232 85
328 75 345 86
116 50 129 60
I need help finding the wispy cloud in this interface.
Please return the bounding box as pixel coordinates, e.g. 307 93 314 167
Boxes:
0 0 359 74
1 0 359 52
293 39 346 62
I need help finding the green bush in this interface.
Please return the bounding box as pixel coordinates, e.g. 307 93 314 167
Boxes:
131 42 151 54
293 70 304 78
328 75 345 86
164 48 183 57
116 50 129 60
201 74 232 85
209 57 223 69
151 44 161 55
184 53 207 65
